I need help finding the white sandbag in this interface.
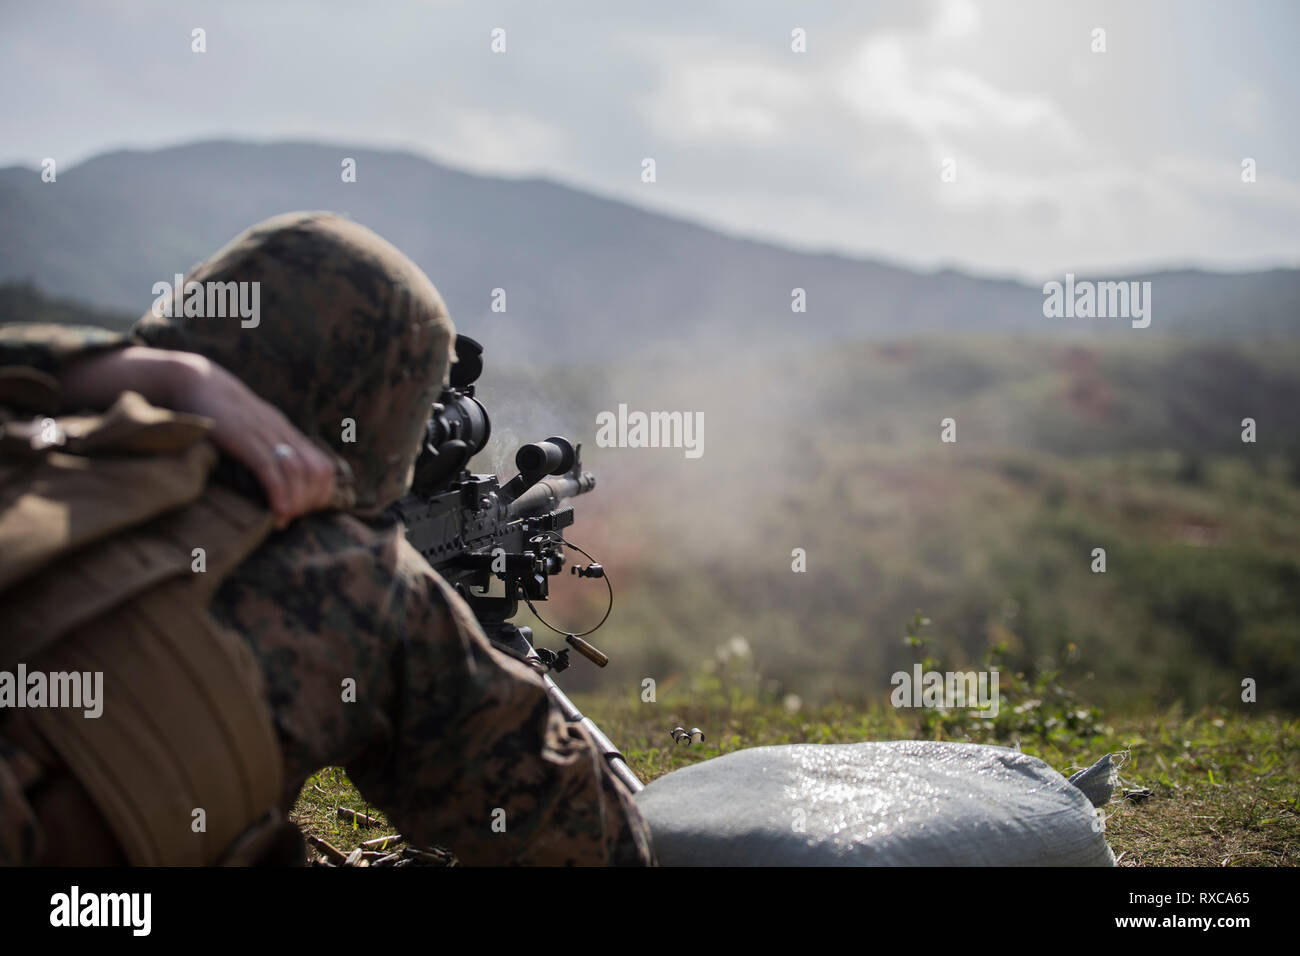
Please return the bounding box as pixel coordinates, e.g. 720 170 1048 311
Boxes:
635 740 1115 866
1068 752 1117 808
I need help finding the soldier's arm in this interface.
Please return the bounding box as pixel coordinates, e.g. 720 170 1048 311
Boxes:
58 346 336 526
213 510 654 865
0 325 334 526
344 539 655 866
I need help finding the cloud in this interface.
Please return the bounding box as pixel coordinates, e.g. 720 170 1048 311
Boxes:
624 1 1300 276
645 56 806 143
931 0 981 40
439 110 570 176
2 0 1298 278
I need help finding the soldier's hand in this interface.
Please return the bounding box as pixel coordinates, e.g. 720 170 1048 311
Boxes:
60 346 338 527
165 351 338 528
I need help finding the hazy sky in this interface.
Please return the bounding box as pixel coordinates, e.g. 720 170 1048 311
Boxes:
2 0 1297 279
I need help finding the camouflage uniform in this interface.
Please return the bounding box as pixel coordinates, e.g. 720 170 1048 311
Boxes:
0 212 653 865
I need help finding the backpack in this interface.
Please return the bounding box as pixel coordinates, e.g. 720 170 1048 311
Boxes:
0 373 289 865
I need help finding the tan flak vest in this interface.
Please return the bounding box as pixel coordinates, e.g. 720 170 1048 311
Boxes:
0 371 289 866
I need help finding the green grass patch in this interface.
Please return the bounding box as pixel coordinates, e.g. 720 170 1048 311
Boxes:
293 691 1298 867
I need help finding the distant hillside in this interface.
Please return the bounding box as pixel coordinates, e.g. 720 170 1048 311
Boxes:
3 277 1296 710
474 336 1300 711
1 141 1297 366
0 280 133 330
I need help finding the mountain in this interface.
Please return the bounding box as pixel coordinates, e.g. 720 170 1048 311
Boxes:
0 279 133 331
479 334 1300 710
1 141 1296 366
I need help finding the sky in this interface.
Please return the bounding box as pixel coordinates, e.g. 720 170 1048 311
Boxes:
1 0 1298 280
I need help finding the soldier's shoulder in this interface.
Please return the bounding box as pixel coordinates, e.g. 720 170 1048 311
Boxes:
0 322 123 346
224 509 443 601
0 323 126 374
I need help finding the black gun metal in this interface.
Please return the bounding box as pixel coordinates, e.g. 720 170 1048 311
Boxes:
387 334 642 794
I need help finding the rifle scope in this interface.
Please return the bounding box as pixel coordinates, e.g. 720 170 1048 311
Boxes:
426 387 490 457
409 335 491 494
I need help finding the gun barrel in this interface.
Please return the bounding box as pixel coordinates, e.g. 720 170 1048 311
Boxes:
543 675 643 794
507 471 596 518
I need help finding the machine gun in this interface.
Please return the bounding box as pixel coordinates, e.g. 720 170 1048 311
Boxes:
387 334 641 793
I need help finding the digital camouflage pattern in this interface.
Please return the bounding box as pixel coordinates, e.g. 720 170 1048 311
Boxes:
214 511 653 865
0 735 41 864
0 322 125 380
133 211 454 515
0 212 654 865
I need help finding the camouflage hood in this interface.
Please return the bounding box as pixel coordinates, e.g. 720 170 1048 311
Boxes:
133 212 455 514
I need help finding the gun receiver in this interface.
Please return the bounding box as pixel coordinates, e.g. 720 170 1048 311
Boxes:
387 334 641 793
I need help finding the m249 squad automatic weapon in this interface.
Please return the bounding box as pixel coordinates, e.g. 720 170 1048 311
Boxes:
386 334 642 793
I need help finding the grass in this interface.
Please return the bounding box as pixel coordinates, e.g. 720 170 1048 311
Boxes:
598 695 1300 867
292 684 1300 867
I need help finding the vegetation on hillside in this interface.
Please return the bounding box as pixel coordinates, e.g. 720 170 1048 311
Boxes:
482 337 1300 713
0 279 135 330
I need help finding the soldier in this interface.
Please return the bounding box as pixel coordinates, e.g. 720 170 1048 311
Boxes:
0 212 654 866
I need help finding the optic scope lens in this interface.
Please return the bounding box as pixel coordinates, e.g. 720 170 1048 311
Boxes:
426 388 491 458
